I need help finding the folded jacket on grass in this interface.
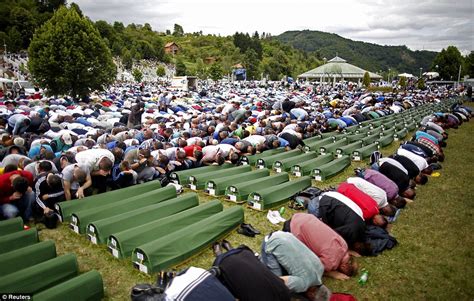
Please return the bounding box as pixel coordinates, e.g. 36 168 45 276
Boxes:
290 153 333 177
273 152 318 173
303 137 335 152
256 149 303 169
132 206 244 274
205 169 270 196
352 143 380 162
377 134 395 147
394 128 408 140
0 253 78 294
0 240 56 276
336 141 363 157
225 173 289 203
0 217 23 235
70 186 176 234
108 201 223 259
0 228 38 254
169 163 233 185
319 138 348 155
312 155 351 181
33 270 104 301
247 176 312 211
189 165 251 190
87 193 199 244
240 148 285 166
57 180 162 222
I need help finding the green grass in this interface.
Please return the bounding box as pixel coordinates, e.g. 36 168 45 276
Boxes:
39 120 474 300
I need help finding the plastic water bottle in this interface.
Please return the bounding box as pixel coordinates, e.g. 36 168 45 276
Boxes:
358 269 369 286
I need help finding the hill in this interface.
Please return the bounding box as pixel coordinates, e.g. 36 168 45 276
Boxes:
274 30 437 75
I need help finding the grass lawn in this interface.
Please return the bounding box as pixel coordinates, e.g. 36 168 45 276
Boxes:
39 118 474 300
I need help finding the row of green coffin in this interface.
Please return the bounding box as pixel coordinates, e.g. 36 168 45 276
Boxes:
0 219 103 300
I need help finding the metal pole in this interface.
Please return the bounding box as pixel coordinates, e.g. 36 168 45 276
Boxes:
457 64 462 85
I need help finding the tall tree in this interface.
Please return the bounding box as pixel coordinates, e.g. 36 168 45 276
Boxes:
173 24 184 37
244 48 260 80
208 63 223 81
362 71 371 87
132 68 143 82
175 60 187 76
28 6 116 98
463 51 474 78
432 46 464 80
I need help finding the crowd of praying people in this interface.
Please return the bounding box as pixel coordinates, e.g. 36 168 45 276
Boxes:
0 79 472 300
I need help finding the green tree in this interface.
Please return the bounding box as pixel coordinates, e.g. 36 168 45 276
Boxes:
244 48 260 80
28 6 116 98
432 46 464 80
121 49 133 70
173 24 184 37
156 65 166 77
362 71 371 87
399 76 407 89
175 60 187 76
208 63 223 81
417 78 426 90
132 68 143 82
463 51 474 78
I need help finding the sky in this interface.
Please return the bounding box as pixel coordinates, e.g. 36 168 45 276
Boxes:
74 0 473 53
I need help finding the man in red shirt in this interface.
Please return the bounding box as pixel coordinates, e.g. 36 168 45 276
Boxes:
284 213 358 280
0 170 35 221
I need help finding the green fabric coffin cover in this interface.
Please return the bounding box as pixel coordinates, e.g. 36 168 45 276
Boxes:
290 153 333 177
133 206 244 274
109 201 223 259
189 165 251 190
395 121 407 130
346 132 367 143
319 138 348 155
33 270 104 301
205 169 270 196
319 131 340 139
169 163 233 185
71 186 177 234
361 133 381 146
394 128 408 140
273 152 318 173
0 228 38 254
382 120 396 129
377 134 394 147
367 127 383 136
344 125 359 133
225 173 289 203
405 121 417 131
303 137 335 152
312 156 351 181
352 143 380 161
240 148 284 166
57 180 162 222
382 127 396 136
354 126 371 134
87 193 199 244
370 119 384 127
0 253 78 294
0 217 23 235
0 240 56 276
336 141 363 157
247 177 312 210
256 149 303 169
303 135 323 145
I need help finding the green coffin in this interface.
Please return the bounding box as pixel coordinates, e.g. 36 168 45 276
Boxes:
169 163 233 185
361 133 381 145
0 228 38 254
344 125 359 133
33 270 104 301
57 180 162 222
290 153 333 177
319 138 348 155
346 132 367 143
352 143 380 161
247 177 312 211
225 173 289 203
273 152 318 173
382 120 396 129
394 128 408 140
405 121 417 131
370 119 384 127
367 127 383 135
312 155 351 181
319 131 340 139
355 126 371 134
336 141 363 157
377 134 394 147
382 127 396 136
70 186 176 234
132 206 244 274
86 193 199 244
189 165 251 190
0 254 78 294
255 149 303 169
240 148 285 166
205 169 269 196
108 201 223 259
303 135 323 145
0 240 56 276
303 137 335 152
0 217 23 235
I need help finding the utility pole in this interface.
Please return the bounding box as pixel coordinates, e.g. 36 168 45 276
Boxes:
457 64 462 87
